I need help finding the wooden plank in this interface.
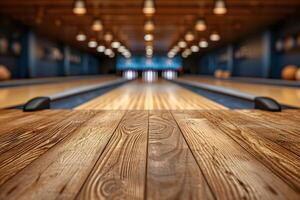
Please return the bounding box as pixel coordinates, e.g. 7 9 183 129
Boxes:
147 111 214 199
0 110 63 151
172 110 299 199
0 110 125 199
199 110 300 191
0 110 95 186
76 111 148 200
239 109 300 131
76 80 227 110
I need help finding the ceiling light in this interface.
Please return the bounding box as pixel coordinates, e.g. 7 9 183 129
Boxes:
144 34 154 41
210 32 221 41
91 18 103 31
73 0 87 15
105 48 113 56
178 40 187 48
199 39 209 48
76 32 86 41
168 52 175 58
146 45 153 50
104 33 113 42
214 0 227 15
172 46 180 52
111 41 121 48
109 52 115 58
185 49 192 55
118 46 126 52
88 39 97 48
185 32 194 42
143 0 156 16
195 19 207 31
146 48 153 55
191 45 199 52
144 19 155 31
124 51 131 58
97 45 105 52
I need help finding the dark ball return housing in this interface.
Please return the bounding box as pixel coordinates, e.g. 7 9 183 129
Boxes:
23 97 51 112
254 97 282 112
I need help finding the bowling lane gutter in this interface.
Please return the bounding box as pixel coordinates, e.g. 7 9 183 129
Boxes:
171 79 297 111
0 75 110 88
10 79 129 111
185 74 300 88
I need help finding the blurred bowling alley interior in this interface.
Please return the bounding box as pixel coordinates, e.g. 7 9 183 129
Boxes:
0 0 300 83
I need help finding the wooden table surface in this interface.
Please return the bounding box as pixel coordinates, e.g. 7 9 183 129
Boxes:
0 76 117 109
0 109 299 199
76 80 227 110
181 76 300 108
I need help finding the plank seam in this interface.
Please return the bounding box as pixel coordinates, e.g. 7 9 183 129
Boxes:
73 110 127 199
210 111 300 192
0 111 95 187
144 111 150 200
170 111 217 200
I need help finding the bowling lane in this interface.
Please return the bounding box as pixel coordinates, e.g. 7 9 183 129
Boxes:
76 80 227 110
181 76 300 108
0 76 118 109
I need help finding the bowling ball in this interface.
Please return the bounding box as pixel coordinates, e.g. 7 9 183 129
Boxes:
281 65 298 80
296 68 300 81
221 70 231 79
0 65 11 81
214 69 223 78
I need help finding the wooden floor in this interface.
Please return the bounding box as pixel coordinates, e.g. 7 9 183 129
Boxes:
181 76 300 108
0 109 299 199
0 76 117 109
76 80 226 110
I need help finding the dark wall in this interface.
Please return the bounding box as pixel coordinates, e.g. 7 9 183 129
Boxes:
189 17 300 79
0 16 26 78
0 15 113 79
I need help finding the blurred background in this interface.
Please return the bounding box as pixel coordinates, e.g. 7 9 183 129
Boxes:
0 0 300 82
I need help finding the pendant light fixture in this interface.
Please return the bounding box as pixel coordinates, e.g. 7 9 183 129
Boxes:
185 32 195 42
178 40 187 48
195 18 207 31
76 32 86 41
199 39 209 48
104 32 113 42
91 18 103 31
210 32 221 41
191 45 200 52
73 0 87 15
111 41 121 49
88 39 98 48
144 34 154 42
97 45 106 52
143 0 156 16
214 0 227 15
144 19 155 32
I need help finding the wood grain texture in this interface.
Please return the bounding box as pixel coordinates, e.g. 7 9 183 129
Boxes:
0 76 117 109
237 110 300 156
0 110 89 186
147 111 214 200
0 110 63 152
197 110 300 192
76 80 227 110
0 110 125 200
181 76 300 108
76 111 149 200
172 110 299 199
